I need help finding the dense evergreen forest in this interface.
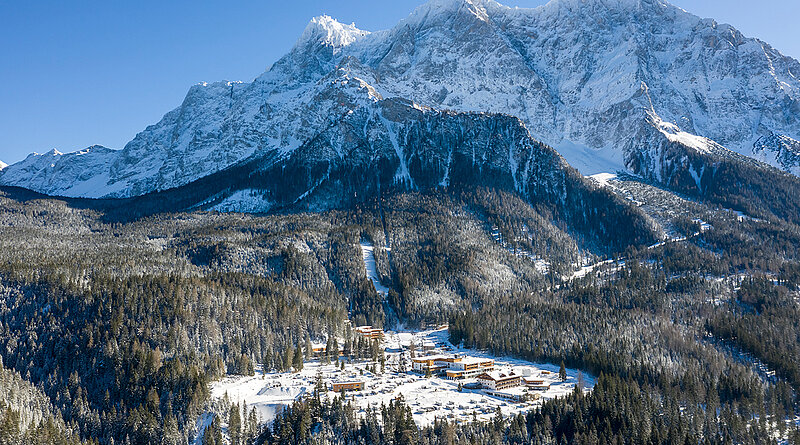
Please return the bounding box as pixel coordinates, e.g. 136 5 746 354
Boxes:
1 177 799 444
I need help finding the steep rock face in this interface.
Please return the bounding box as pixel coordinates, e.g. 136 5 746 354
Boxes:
2 0 800 198
345 0 800 173
114 98 658 252
0 27 380 198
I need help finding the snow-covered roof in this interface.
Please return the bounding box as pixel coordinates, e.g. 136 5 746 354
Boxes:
477 370 520 381
411 355 451 362
460 357 493 365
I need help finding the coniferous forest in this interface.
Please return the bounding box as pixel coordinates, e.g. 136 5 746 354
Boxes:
1 178 800 444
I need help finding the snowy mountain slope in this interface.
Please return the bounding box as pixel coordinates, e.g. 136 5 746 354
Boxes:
0 160 7 171
0 19 378 198
2 0 800 198
74 98 656 251
0 146 119 197
340 0 800 174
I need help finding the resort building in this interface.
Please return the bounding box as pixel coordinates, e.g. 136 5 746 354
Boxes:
413 354 495 378
355 326 384 340
411 355 452 374
310 343 343 357
477 371 521 391
445 358 495 379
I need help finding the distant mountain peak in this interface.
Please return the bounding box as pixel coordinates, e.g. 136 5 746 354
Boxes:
3 0 800 199
544 0 670 9
405 0 502 25
295 15 370 53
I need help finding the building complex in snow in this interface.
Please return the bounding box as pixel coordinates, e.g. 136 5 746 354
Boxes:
410 354 496 379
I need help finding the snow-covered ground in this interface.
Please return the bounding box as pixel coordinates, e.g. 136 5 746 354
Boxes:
210 375 307 423
588 172 618 187
360 241 390 295
568 258 616 281
203 328 593 437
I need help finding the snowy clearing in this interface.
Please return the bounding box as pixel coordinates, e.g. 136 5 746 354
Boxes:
360 241 391 295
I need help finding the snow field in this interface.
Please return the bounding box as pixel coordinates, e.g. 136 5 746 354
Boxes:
360 241 391 295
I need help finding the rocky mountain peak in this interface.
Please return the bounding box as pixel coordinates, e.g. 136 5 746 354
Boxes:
403 0 503 27
541 0 670 12
295 15 369 53
2 0 800 199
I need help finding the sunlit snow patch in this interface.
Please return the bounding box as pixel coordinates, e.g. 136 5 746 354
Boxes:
554 140 626 176
651 115 717 154
360 241 391 295
588 173 617 187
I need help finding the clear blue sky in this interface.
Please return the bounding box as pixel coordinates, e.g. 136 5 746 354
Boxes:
1 0 798 164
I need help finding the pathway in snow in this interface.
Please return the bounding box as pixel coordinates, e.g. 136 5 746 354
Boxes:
360 241 391 295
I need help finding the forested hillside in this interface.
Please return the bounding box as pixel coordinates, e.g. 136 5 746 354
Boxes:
0 359 84 444
1 177 800 443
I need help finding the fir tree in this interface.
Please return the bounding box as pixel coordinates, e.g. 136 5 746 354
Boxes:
292 344 304 372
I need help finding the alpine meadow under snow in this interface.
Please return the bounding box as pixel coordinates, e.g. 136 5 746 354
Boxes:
2 0 800 444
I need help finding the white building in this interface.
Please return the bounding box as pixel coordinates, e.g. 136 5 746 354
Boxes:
476 370 521 391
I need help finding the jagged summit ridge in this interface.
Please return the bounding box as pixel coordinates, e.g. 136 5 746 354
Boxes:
295 15 369 52
540 0 671 10
2 0 799 198
404 0 500 22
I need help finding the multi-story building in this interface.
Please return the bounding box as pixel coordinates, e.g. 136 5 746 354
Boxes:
412 355 495 378
411 355 451 374
476 371 521 391
310 343 343 357
445 358 495 379
355 326 384 340
311 344 326 357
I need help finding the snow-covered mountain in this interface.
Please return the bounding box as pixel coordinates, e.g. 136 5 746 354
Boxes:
0 160 7 171
2 0 800 199
108 97 659 251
